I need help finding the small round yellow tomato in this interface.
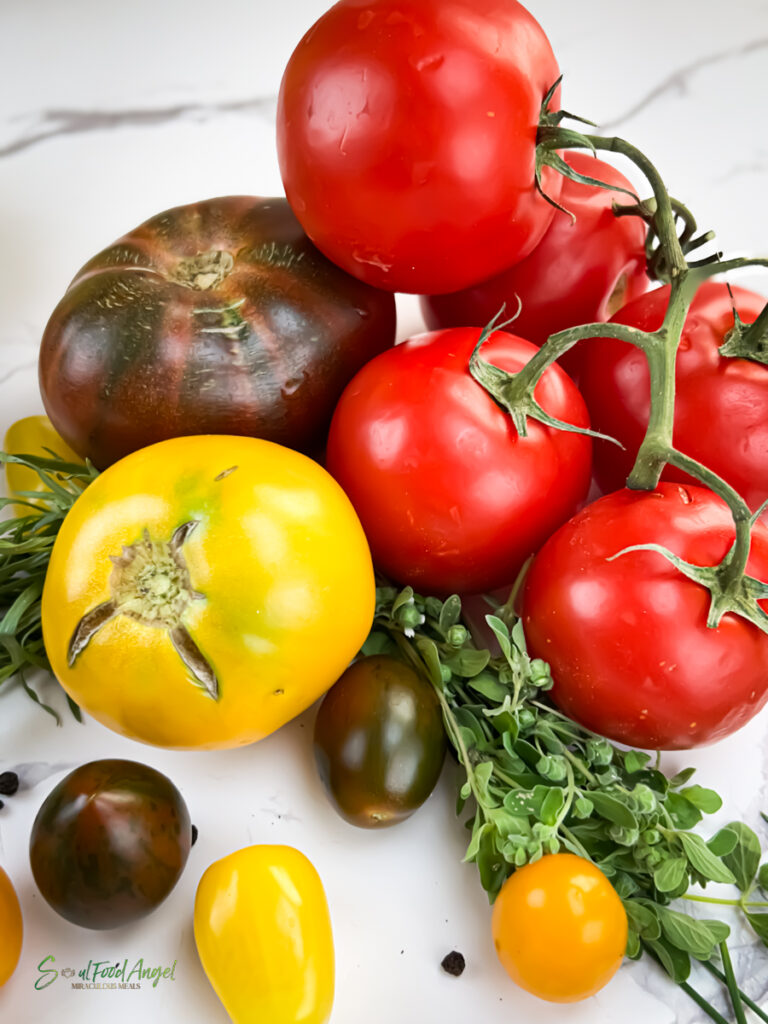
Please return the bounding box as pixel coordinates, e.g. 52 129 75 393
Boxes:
0 865 23 986
4 414 83 504
492 853 627 1003
41 435 374 748
194 845 334 1024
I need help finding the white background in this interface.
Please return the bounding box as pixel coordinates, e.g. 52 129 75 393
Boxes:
1 2 767 1022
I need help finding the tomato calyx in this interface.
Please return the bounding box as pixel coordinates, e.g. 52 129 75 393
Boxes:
718 298 768 364
467 320 617 446
170 249 235 290
68 520 219 699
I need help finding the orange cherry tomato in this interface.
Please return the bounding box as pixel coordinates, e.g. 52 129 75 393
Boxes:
491 853 627 1003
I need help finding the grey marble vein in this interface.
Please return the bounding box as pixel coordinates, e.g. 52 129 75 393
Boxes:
0 95 278 159
601 38 768 130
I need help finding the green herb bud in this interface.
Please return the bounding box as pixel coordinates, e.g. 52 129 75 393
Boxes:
440 663 453 684
642 828 661 845
540 755 567 782
517 708 536 731
644 848 664 868
529 659 553 690
585 739 614 767
608 825 640 847
536 755 552 776
573 797 594 819
631 784 657 814
526 840 543 859
446 624 468 648
396 604 426 632
547 836 560 855
532 822 555 842
514 846 528 867
595 767 619 786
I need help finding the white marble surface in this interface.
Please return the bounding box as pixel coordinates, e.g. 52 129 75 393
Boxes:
1 1 767 1022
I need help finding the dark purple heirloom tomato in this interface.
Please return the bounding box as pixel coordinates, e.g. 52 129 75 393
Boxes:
38 196 396 469
29 759 192 929
314 655 446 828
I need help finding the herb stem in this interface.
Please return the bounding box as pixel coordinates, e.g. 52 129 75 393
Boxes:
702 961 768 1024
719 941 749 1024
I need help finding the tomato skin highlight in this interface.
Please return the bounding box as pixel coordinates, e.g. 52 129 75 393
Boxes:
0 865 23 986
277 0 562 294
41 435 375 749
326 327 592 594
492 854 627 1003
522 483 768 749
579 281 768 508
314 655 446 827
421 152 650 377
194 845 334 1024
29 760 191 930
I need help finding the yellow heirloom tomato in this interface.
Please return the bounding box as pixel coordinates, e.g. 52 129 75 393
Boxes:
0 864 23 986
194 845 334 1024
41 435 374 748
3 414 83 505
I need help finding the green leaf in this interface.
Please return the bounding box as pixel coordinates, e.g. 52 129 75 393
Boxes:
468 671 509 702
445 647 491 678
438 595 462 632
464 819 492 862
668 767 697 789
745 911 768 947
623 900 661 940
665 791 703 830
473 761 495 805
391 587 415 615
721 821 762 892
701 919 731 946
588 791 638 830
624 750 651 774
678 832 737 885
656 906 722 958
485 615 512 661
414 636 443 686
540 787 565 826
360 630 395 657
626 930 641 959
476 827 508 899
680 785 723 814
645 937 691 983
758 863 768 893
708 827 739 859
653 857 689 894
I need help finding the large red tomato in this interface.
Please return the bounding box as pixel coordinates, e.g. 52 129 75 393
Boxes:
325 327 592 594
421 152 650 374
522 483 768 749
579 282 768 508
276 0 563 295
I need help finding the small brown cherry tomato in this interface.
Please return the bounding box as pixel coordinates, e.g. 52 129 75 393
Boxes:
29 759 191 929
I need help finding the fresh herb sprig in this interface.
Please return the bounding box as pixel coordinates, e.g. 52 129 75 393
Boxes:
369 584 768 1023
0 451 97 721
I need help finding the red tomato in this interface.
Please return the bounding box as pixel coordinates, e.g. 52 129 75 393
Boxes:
522 483 768 749
276 0 563 295
421 152 650 378
579 282 768 508
325 327 591 594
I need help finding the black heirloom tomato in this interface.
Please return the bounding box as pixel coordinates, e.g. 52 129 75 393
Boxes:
38 196 396 469
29 759 192 929
314 656 446 827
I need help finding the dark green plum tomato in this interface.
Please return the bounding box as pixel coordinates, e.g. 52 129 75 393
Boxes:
314 656 446 828
29 759 191 929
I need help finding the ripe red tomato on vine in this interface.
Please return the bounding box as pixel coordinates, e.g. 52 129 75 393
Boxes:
421 151 651 378
277 0 563 294
326 326 592 594
579 281 768 509
522 483 768 750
